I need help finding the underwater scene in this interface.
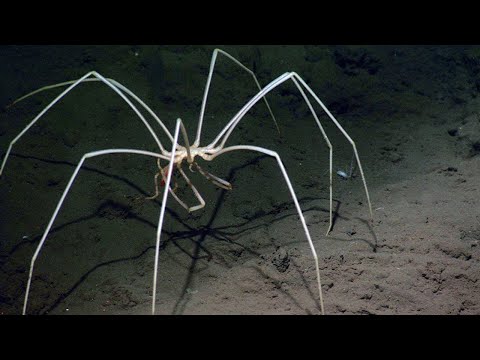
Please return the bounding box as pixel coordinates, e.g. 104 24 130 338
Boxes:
0 45 479 315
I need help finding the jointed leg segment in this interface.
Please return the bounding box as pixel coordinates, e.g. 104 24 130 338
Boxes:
22 148 171 315
1 71 175 177
194 48 279 147
189 161 232 190
207 71 373 230
145 158 178 201
206 144 325 314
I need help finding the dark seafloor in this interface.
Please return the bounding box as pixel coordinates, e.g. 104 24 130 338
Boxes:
0 45 479 315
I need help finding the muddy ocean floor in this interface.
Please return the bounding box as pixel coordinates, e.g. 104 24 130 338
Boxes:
0 45 479 315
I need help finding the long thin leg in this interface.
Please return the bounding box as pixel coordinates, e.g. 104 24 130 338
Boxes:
290 77 333 235
205 144 325 314
171 117 206 212
207 72 291 149
151 118 206 315
176 163 206 212
208 72 335 234
152 119 181 315
292 73 373 222
1 71 172 177
5 77 175 144
22 148 170 315
194 48 279 147
208 71 372 225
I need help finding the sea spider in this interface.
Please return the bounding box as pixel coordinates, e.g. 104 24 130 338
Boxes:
1 48 373 315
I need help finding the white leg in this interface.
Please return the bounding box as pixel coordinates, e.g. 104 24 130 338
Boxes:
206 144 325 314
194 48 279 147
1 71 172 177
208 72 335 234
291 73 372 221
22 148 170 315
152 119 181 314
150 118 206 315
290 77 333 235
209 72 373 224
6 77 175 144
190 161 232 190
207 72 291 149
164 175 205 213
176 164 206 212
